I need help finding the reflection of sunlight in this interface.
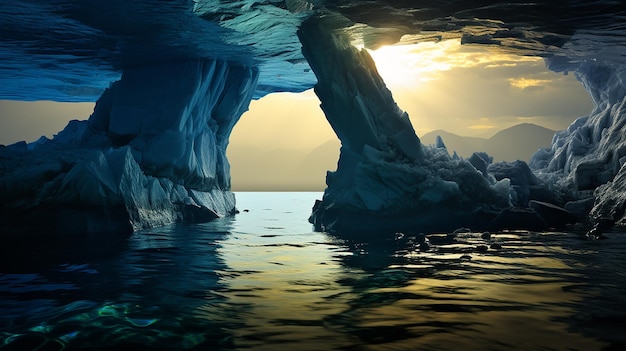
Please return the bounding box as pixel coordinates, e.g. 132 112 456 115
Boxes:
201 193 355 348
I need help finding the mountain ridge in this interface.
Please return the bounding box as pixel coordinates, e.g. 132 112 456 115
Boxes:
420 123 555 162
229 123 556 190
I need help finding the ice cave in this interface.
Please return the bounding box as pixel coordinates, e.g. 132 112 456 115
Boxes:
1 1 626 238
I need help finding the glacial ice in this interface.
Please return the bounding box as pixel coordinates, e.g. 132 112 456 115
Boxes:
2 1 626 236
1 60 255 237
530 60 626 227
300 17 511 234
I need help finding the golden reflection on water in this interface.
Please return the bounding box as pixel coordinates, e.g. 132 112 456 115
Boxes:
2 194 623 350
192 227 609 351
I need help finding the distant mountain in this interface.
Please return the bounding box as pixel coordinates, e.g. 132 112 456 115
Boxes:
420 130 485 158
227 138 340 191
228 123 555 191
484 123 555 162
301 138 340 172
420 123 555 162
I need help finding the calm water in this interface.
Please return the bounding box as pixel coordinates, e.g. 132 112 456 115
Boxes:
1 192 626 350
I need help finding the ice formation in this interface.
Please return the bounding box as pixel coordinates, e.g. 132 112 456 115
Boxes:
531 60 626 228
1 60 257 236
1 1 626 237
299 17 511 234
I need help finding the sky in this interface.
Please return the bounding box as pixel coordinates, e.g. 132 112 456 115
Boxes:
0 39 594 191
229 39 593 190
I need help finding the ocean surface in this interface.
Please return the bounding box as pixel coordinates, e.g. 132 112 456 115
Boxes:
1 192 625 351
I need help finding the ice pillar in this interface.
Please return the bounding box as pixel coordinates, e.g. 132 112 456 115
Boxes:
298 17 510 236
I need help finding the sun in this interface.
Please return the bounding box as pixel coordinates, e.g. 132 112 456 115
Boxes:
363 40 460 88
366 44 425 87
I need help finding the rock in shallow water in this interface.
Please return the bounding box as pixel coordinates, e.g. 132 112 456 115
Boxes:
564 197 596 221
529 200 577 229
488 207 548 232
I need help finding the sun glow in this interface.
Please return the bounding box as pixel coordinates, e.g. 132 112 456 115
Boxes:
509 77 553 89
366 39 544 88
225 37 593 190
366 40 458 87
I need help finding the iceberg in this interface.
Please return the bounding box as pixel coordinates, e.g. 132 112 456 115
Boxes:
1 60 256 237
1 1 626 237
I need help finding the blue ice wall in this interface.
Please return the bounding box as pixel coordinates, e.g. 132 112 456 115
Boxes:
0 60 258 236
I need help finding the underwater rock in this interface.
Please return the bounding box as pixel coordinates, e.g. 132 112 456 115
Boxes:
529 200 577 229
488 207 548 232
564 197 596 221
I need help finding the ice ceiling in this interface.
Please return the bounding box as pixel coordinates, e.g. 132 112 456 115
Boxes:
1 0 624 102
2 1 626 236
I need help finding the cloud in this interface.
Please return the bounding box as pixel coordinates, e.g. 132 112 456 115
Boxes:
508 77 552 89
378 43 593 137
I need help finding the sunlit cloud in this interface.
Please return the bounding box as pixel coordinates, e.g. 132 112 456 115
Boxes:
468 124 497 131
484 62 521 68
509 78 552 89
366 43 450 86
367 39 545 87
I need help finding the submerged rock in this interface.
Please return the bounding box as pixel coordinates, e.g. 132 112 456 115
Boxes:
488 207 548 232
529 200 577 229
564 197 596 221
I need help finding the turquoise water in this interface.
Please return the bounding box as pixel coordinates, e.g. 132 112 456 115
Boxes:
1 192 626 350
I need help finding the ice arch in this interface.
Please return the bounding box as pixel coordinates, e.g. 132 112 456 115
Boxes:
1 60 257 237
2 1 626 238
0 15 512 238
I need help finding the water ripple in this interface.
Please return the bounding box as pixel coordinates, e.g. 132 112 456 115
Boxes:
1 193 625 350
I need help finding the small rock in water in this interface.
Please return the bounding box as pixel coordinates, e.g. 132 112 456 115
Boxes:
419 241 431 252
415 233 427 243
453 227 472 234
488 207 548 231
585 229 606 240
480 231 491 240
475 245 489 253
395 232 405 240
490 243 503 250
529 200 577 229
585 217 613 240
460 254 472 260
